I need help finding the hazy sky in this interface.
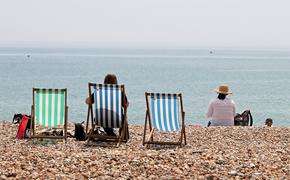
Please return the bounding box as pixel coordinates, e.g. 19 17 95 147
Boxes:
0 0 289 48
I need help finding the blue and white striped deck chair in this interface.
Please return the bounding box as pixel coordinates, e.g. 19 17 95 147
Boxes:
31 88 68 141
86 83 128 144
143 93 186 147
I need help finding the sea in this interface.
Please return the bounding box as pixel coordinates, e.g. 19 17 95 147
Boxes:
0 47 290 127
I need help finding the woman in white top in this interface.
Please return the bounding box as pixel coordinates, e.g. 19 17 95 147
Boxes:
207 84 236 126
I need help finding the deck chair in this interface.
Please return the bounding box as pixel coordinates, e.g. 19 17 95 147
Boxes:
86 83 129 146
143 92 186 147
30 88 68 141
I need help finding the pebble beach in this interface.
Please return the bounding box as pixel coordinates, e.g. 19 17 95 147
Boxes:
0 121 289 179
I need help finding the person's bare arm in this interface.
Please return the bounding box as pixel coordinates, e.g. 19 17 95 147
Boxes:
85 94 94 105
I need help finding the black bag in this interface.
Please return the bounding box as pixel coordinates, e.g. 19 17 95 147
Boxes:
207 121 211 127
75 122 86 141
234 110 253 126
13 114 31 128
13 114 23 124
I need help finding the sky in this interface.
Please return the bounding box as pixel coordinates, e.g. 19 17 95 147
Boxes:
0 0 289 48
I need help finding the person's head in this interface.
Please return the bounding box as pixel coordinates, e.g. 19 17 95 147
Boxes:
214 84 232 100
265 118 273 127
104 74 118 84
217 93 226 100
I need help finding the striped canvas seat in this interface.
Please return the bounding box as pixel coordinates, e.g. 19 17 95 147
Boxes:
143 92 186 147
148 93 180 132
93 84 123 128
31 88 68 141
34 88 66 127
86 83 129 145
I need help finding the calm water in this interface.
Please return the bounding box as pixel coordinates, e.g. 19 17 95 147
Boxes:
0 47 290 126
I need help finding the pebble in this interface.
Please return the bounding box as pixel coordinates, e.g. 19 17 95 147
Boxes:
249 163 256 168
228 170 237 176
0 175 7 180
0 121 289 179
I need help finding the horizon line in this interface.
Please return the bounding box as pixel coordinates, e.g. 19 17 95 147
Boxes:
0 44 289 51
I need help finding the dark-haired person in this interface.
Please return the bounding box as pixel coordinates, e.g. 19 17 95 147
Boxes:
265 118 273 127
206 84 236 126
86 74 129 136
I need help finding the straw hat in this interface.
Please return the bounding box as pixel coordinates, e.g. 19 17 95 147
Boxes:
214 84 232 95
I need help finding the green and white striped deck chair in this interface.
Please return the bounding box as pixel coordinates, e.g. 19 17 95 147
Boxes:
31 88 68 141
143 93 186 147
86 83 129 145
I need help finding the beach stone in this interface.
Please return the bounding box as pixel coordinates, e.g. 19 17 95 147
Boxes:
237 173 245 177
160 175 169 180
1 122 290 179
228 170 237 176
6 172 17 178
31 172 38 178
0 175 7 180
174 167 183 174
249 163 256 168
252 171 261 176
216 159 226 165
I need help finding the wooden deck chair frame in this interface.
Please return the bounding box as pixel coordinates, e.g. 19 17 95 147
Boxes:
142 92 186 147
30 88 68 141
86 83 129 146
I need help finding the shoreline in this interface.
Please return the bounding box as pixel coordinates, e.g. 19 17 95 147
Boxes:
0 121 289 179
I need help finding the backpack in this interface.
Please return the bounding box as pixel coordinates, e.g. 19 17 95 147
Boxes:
15 114 31 139
75 122 86 141
234 110 253 126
